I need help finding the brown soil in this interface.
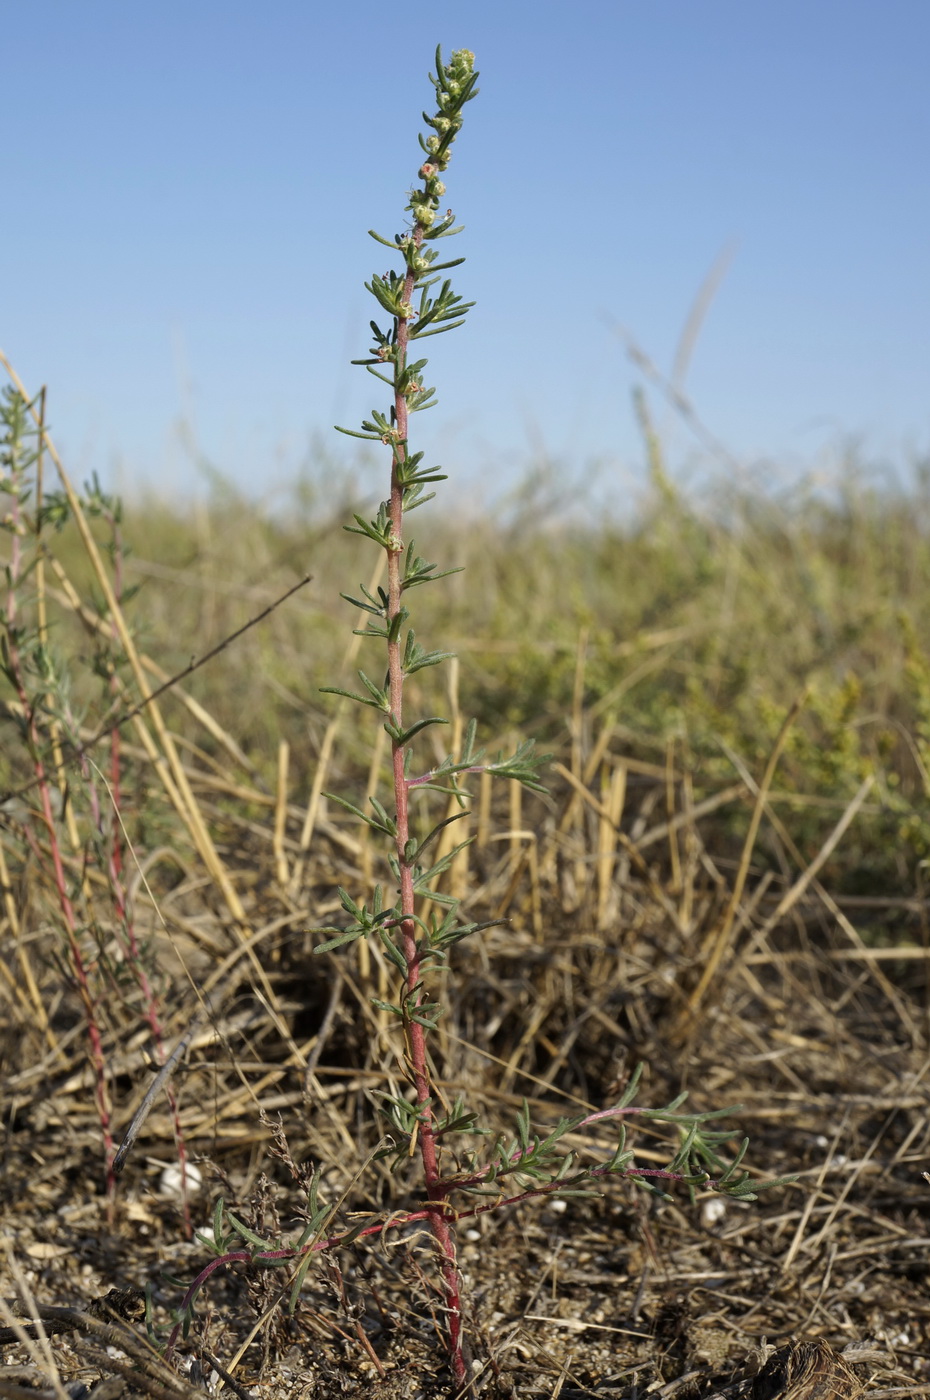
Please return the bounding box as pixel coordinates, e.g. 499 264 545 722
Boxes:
3 777 930 1399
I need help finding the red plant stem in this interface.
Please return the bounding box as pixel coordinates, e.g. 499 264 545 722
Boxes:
385 223 466 1386
34 737 114 1189
4 512 115 1197
167 1150 719 1362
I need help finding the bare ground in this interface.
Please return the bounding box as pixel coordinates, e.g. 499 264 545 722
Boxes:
3 770 930 1399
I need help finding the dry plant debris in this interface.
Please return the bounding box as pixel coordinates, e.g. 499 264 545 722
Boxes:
3 732 930 1396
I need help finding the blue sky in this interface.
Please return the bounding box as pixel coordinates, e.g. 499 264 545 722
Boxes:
2 1 927 509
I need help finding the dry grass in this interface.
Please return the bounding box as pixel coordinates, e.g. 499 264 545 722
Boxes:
2 372 930 1396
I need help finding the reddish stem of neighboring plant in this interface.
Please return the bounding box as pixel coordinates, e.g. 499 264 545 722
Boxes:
4 508 116 1206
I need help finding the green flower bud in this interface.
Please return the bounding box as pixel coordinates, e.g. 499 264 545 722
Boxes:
449 49 475 79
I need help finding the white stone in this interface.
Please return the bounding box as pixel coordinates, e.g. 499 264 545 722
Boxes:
159 1162 203 1197
701 1197 727 1228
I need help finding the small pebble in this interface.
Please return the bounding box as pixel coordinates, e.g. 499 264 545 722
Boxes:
159 1162 203 1197
701 1197 726 1228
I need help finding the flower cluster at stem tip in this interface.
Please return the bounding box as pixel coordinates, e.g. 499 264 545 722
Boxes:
408 48 475 231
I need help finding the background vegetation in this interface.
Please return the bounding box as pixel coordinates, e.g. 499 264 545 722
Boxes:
3 377 930 1393
82 443 930 896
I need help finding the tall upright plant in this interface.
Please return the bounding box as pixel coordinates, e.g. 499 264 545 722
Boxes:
321 41 550 1383
309 45 789 1387
167 47 789 1392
